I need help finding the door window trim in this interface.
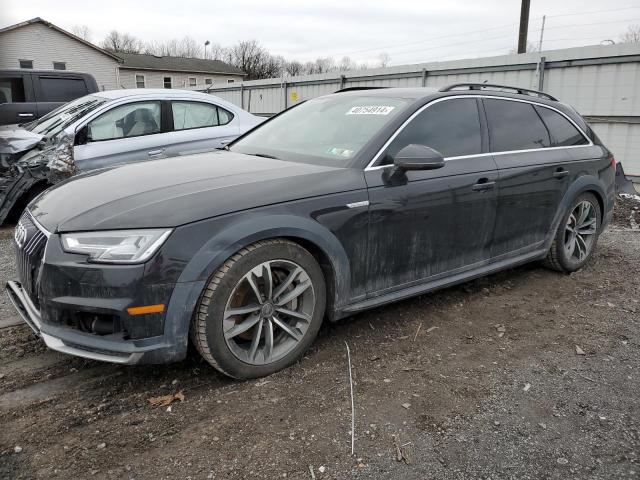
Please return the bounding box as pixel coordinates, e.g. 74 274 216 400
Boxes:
365 95 593 171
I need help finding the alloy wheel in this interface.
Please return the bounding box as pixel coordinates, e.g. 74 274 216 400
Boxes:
223 260 315 365
564 200 597 261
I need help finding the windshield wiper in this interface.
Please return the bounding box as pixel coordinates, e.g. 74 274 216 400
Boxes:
247 152 280 160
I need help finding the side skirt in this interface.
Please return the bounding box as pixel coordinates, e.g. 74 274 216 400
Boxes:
336 247 547 319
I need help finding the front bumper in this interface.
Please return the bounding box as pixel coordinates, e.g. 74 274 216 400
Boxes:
6 280 165 364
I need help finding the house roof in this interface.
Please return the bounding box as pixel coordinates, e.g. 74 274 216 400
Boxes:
116 53 244 76
0 17 122 62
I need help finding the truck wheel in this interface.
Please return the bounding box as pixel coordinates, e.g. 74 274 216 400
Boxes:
191 239 326 379
544 192 601 273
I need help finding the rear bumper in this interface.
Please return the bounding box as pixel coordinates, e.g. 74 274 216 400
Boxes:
6 280 175 364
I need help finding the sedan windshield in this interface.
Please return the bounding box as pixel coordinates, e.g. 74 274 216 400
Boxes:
25 95 107 138
230 95 410 165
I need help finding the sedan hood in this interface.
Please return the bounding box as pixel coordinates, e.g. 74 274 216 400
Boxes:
0 127 43 155
29 151 365 232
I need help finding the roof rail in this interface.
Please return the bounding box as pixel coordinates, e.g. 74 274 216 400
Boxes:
439 83 557 101
335 86 389 93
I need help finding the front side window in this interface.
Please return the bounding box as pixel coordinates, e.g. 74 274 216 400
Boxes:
231 95 410 165
385 98 482 161
163 77 172 89
534 106 588 147
53 62 66 70
0 78 25 103
189 77 197 86
87 101 161 141
19 60 33 69
135 74 145 88
484 99 551 152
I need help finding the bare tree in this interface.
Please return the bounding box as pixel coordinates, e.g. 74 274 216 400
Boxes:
620 24 640 43
377 52 391 68
338 56 356 71
101 30 143 53
285 60 304 76
71 25 91 42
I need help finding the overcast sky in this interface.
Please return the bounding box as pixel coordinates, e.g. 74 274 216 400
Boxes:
2 0 639 65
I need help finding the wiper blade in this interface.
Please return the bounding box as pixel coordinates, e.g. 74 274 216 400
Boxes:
247 152 279 160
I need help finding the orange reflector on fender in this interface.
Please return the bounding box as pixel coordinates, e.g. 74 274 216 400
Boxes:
127 304 165 315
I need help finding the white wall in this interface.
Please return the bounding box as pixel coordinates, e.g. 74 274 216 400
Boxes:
118 69 243 90
0 23 120 91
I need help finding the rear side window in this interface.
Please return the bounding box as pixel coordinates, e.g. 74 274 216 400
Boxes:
0 78 25 103
484 99 551 152
386 98 482 159
172 101 234 130
534 106 588 147
87 101 161 141
38 77 89 102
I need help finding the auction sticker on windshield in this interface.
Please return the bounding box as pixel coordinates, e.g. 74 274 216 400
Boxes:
346 105 395 115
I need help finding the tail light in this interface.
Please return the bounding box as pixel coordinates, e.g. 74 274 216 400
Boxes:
609 154 616 170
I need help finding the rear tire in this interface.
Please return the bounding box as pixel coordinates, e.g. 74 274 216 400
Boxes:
543 192 601 273
191 239 326 379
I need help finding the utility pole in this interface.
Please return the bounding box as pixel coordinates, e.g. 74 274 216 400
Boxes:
517 0 531 53
538 15 546 52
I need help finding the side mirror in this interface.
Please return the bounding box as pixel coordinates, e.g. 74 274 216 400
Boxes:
392 144 445 171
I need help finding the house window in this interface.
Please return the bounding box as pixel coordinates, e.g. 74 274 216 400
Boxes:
205 78 213 85
53 62 66 70
163 77 172 89
135 74 145 88
19 59 33 69
188 77 197 87
227 79 235 84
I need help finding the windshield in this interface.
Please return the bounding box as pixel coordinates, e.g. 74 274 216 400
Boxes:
25 95 107 138
230 95 411 165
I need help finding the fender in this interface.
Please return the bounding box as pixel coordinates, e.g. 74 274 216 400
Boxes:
176 212 352 310
544 174 609 251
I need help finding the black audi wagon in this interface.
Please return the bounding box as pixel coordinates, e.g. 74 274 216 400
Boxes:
7 84 615 378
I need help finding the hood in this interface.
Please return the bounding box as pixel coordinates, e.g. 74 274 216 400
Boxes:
29 151 365 232
0 127 44 155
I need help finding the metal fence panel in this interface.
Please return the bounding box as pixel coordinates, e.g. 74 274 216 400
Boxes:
205 43 640 172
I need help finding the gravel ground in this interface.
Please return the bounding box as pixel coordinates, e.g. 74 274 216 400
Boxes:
0 199 639 479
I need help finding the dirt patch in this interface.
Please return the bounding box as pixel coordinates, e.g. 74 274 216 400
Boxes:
613 195 640 229
0 217 639 479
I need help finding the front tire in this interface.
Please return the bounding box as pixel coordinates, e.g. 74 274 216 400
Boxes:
191 239 326 379
544 192 601 272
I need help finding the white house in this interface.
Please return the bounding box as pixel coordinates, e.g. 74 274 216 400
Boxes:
0 18 245 92
0 17 121 91
117 53 244 90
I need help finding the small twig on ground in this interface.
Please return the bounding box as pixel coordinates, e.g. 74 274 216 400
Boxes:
413 323 422 341
345 341 355 456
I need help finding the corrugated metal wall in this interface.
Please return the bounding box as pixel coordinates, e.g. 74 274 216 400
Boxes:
207 43 640 175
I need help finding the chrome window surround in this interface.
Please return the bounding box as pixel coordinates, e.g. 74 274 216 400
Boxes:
364 95 594 171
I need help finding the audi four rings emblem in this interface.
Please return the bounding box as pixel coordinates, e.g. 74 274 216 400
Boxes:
14 221 27 249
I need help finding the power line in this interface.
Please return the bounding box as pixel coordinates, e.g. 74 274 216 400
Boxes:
325 6 640 61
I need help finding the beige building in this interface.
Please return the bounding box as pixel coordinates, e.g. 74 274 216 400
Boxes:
117 53 244 90
0 17 244 92
0 17 121 90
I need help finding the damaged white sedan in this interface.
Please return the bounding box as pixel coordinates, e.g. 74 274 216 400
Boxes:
0 89 263 224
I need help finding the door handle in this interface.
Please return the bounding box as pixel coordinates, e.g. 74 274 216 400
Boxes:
553 168 569 179
18 113 35 118
148 149 165 156
472 178 496 191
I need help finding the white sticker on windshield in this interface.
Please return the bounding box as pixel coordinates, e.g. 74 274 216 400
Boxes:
346 105 395 115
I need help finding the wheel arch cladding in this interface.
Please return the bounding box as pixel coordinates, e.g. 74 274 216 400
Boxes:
546 175 607 250
177 214 351 317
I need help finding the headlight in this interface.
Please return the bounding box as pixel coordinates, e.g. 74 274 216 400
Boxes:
61 229 172 264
